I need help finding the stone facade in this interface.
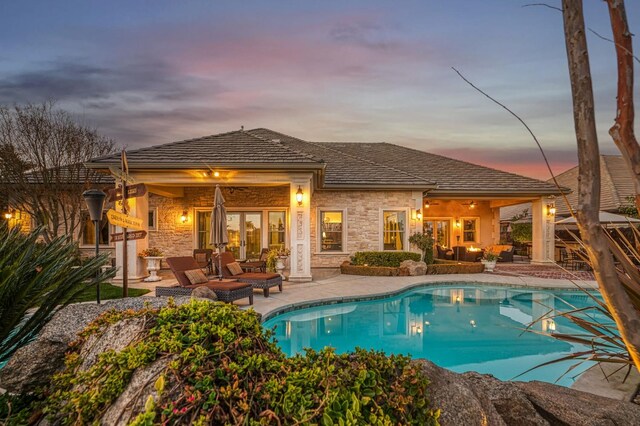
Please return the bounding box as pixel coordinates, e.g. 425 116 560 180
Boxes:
148 185 289 258
310 190 422 268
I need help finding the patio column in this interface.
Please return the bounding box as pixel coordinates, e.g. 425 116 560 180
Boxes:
288 177 313 282
114 192 149 282
531 197 555 264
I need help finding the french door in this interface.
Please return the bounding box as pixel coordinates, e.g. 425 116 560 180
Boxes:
227 212 262 260
424 219 451 248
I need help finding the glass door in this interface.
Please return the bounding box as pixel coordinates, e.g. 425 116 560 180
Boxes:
424 219 451 248
244 212 262 260
226 212 242 259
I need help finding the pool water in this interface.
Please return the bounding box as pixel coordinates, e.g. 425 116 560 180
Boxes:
263 285 610 387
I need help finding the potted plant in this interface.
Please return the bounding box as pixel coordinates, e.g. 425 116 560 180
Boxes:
139 247 164 282
481 250 499 272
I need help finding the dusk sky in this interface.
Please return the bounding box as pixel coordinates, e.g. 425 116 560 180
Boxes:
1 1 638 179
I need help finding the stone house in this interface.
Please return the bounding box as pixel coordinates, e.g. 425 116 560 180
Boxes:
84 128 562 282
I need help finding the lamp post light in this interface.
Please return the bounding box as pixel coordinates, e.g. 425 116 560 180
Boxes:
83 189 107 304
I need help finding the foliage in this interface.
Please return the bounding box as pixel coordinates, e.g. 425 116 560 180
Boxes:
482 251 499 262
71 282 149 303
138 247 164 258
266 249 278 272
618 196 638 218
0 392 39 426
0 224 115 363
409 232 435 264
426 260 485 275
43 300 439 425
510 223 532 243
0 102 117 243
351 251 421 267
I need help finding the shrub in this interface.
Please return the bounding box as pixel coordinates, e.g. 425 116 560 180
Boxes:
43 300 439 425
408 232 435 264
510 223 532 243
426 259 485 274
351 251 421 267
0 224 114 364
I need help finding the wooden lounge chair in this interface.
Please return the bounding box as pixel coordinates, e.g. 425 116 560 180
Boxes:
216 251 283 297
159 256 253 305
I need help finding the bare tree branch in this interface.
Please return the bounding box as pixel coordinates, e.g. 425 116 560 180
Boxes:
523 3 563 12
451 67 573 216
589 27 640 64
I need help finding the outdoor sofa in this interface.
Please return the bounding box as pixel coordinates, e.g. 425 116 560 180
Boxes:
216 251 283 297
158 256 254 304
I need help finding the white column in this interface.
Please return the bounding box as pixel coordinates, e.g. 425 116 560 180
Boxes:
114 192 149 282
288 177 313 282
531 197 555 264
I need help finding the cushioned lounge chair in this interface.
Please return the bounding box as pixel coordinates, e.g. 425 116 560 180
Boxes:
240 248 269 272
436 245 454 260
216 251 283 297
159 256 253 305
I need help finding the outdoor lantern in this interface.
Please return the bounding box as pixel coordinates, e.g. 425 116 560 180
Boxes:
3 210 12 220
424 200 430 209
416 210 422 220
547 204 556 216
82 189 107 305
296 185 303 206
213 171 220 177
469 201 476 209
180 210 188 223
455 219 461 228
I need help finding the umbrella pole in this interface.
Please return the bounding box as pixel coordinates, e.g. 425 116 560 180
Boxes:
218 246 223 281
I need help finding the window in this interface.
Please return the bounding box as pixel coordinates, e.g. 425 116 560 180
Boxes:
81 211 110 246
268 211 286 250
382 210 406 250
462 218 478 243
424 219 451 247
197 211 212 249
148 208 158 231
319 210 344 252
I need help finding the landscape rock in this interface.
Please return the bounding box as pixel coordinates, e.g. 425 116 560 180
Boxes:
399 260 427 276
417 359 640 425
190 286 218 300
0 296 191 394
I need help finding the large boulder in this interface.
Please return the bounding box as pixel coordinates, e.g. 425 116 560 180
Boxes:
399 260 427 276
0 297 191 394
417 359 640 425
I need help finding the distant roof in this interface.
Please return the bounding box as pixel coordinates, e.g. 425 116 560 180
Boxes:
500 155 635 221
87 128 563 194
7 164 115 185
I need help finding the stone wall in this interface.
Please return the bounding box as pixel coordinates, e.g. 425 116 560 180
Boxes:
148 185 289 258
310 190 422 268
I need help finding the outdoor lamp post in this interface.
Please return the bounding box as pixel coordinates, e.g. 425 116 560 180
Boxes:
83 189 107 304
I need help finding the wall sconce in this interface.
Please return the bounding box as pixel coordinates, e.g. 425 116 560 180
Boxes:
469 200 476 209
296 185 303 206
547 204 556 217
416 210 422 221
4 210 13 220
455 219 461 228
424 200 430 209
180 210 188 224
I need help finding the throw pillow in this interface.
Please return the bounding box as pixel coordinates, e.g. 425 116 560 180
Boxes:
194 253 207 263
227 262 244 276
184 269 208 285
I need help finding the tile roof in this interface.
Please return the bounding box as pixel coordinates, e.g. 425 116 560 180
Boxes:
89 130 322 167
246 128 434 187
87 127 563 194
553 155 634 216
500 155 635 220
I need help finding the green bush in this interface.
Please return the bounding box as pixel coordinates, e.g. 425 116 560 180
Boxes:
0 224 114 364
42 300 439 425
409 233 435 264
510 223 532 243
351 251 421 267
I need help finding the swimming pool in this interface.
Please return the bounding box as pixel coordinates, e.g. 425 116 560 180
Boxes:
263 285 609 387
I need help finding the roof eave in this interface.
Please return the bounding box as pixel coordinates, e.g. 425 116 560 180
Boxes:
321 183 437 190
426 188 570 198
84 161 326 171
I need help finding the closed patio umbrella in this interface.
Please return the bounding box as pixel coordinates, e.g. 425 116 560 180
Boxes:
210 185 228 280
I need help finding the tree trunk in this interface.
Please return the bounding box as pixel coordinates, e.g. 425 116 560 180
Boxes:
561 0 640 370
605 0 640 210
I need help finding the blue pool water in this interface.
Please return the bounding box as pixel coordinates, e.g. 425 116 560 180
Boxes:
263 285 611 387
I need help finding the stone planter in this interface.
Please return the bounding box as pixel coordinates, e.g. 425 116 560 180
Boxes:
143 256 163 282
481 259 497 272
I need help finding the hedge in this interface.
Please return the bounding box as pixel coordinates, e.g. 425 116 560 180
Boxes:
351 251 421 267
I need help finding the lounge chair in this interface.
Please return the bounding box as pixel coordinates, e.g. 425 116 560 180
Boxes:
193 248 214 274
436 245 454 260
159 256 253 305
240 248 269 272
216 251 283 297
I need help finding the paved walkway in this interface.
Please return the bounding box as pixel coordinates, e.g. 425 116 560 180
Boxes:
494 263 595 281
